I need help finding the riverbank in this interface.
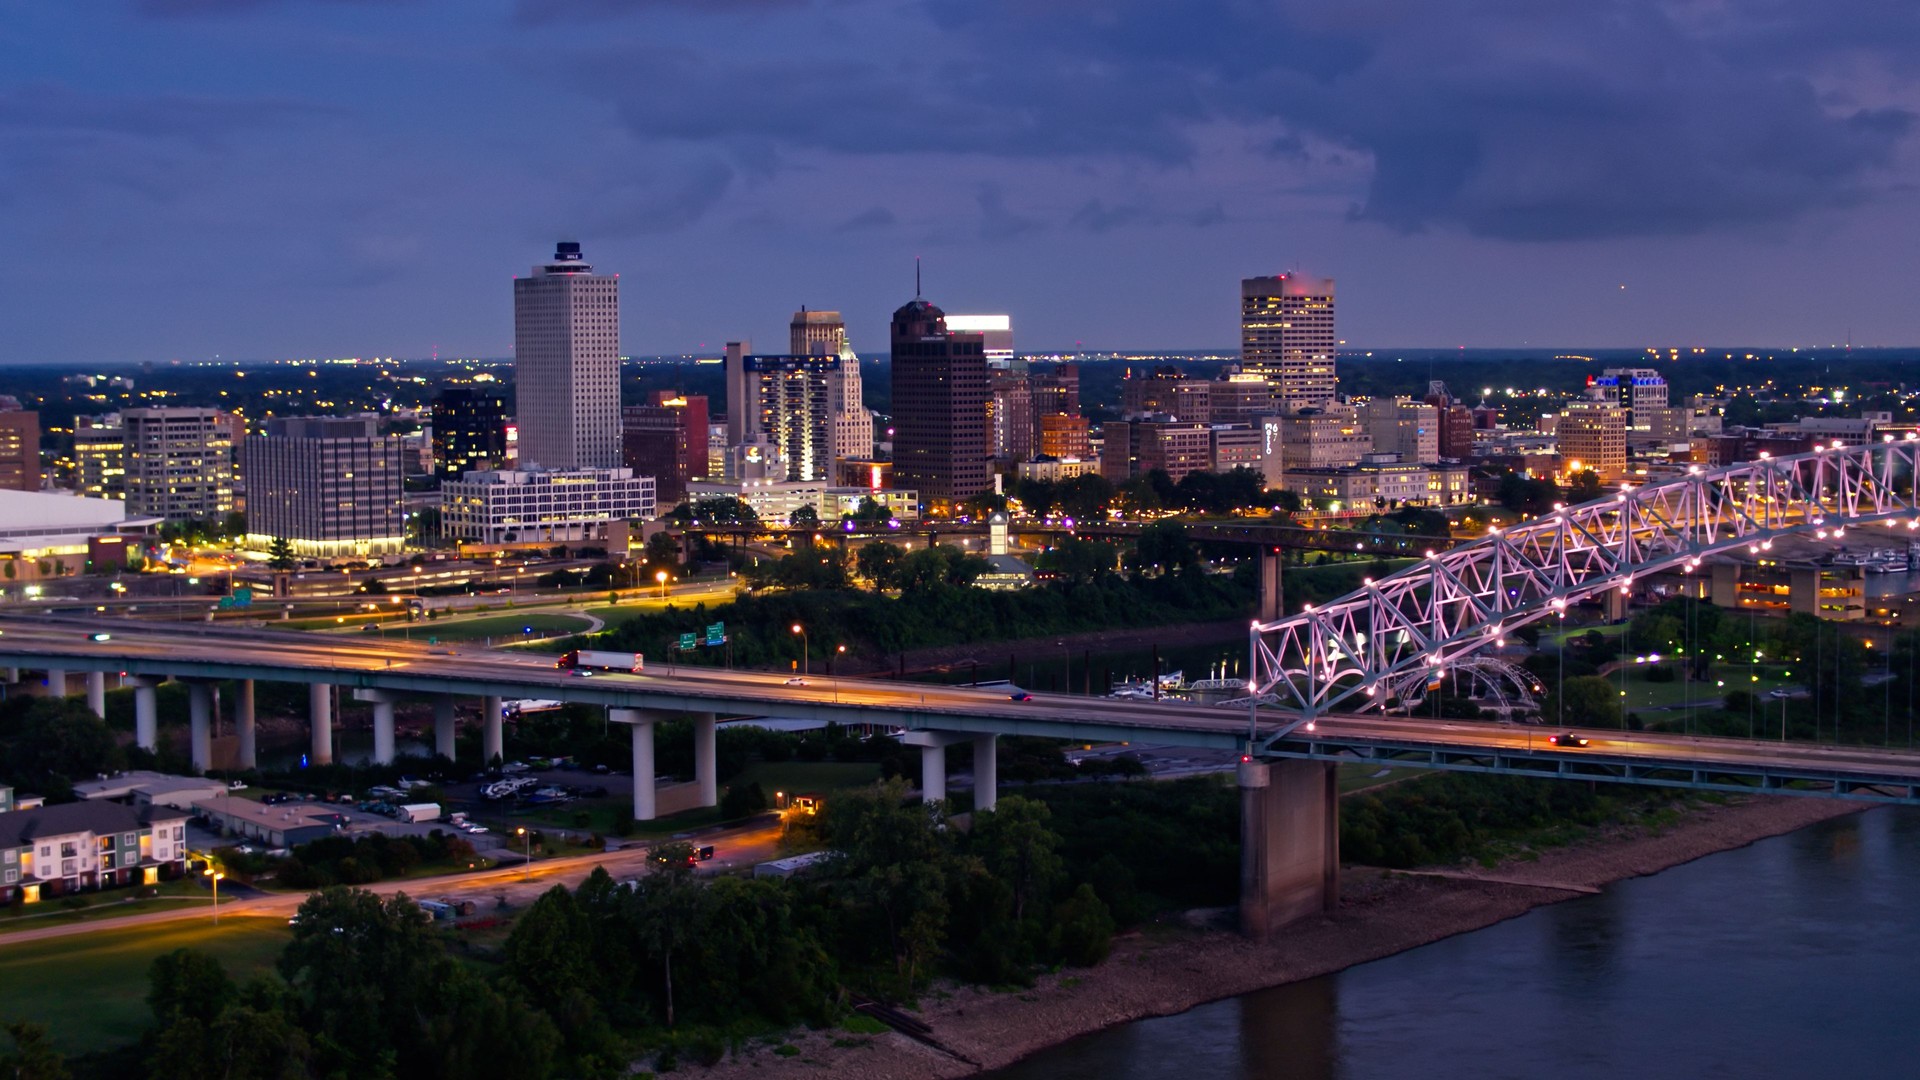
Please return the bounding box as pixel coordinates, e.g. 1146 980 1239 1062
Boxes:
690 794 1864 1079
839 618 1249 677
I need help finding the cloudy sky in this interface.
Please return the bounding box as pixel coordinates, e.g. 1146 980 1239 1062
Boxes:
4 0 1919 364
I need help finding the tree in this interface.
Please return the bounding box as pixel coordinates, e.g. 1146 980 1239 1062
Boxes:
635 842 703 1027
1134 520 1197 573
968 796 1063 925
1566 469 1605 504
683 497 758 526
848 497 894 526
148 948 234 1028
266 537 296 572
790 504 821 529
1051 883 1116 966
644 530 681 568
503 886 597 1007
0 1020 68 1080
1543 674 1623 728
856 541 903 590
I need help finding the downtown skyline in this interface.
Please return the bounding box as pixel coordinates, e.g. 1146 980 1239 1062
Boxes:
4 1 1920 364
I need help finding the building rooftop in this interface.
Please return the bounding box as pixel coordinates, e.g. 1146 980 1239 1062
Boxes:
0 799 188 850
192 793 347 834
73 772 228 802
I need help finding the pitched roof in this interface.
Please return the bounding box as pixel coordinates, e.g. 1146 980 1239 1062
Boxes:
0 800 188 850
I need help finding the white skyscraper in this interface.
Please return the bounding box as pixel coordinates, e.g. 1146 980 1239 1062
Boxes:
514 241 621 470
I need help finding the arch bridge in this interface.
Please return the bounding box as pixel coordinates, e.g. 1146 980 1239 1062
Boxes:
1251 439 1920 742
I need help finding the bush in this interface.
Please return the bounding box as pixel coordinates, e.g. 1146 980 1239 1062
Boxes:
1644 665 1677 683
1051 884 1116 966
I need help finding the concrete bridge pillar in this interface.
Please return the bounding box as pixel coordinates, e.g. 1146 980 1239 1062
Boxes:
1238 758 1339 942
45 669 67 697
132 677 163 752
308 683 334 766
972 733 999 812
353 689 399 765
433 697 457 761
1603 584 1629 622
901 730 972 805
236 680 256 770
693 712 718 809
1710 562 1739 608
187 681 213 773
85 671 107 719
4 667 18 684
1257 548 1284 623
482 696 504 765
611 708 659 821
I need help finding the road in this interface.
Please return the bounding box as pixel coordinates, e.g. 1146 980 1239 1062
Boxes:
0 815 787 948
8 616 1920 792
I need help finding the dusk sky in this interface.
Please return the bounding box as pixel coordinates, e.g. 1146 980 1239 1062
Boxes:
5 0 1920 364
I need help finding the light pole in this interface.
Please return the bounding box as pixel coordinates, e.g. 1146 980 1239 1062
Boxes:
656 569 669 600
516 826 532 874
204 867 224 925
791 624 808 677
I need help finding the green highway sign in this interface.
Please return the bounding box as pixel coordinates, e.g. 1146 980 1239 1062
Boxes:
706 622 726 646
678 633 698 650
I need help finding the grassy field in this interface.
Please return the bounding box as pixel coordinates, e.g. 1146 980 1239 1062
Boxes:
0 880 209 935
731 761 884 797
0 916 290 1052
408 612 593 644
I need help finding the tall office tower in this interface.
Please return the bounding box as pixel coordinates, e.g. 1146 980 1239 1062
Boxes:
513 241 621 471
725 348 837 482
621 391 710 505
944 315 1014 363
1592 368 1669 433
72 415 125 499
1558 397 1628 481
431 385 510 479
890 296 991 506
242 416 406 557
789 309 875 468
123 407 235 522
1358 397 1440 464
1242 273 1337 412
0 405 40 491
1029 363 1080 417
989 369 1034 461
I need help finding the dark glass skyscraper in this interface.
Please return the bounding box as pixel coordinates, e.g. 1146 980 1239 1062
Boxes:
432 385 509 479
889 297 990 507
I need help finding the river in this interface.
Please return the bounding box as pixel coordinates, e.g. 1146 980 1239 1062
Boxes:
989 807 1920 1080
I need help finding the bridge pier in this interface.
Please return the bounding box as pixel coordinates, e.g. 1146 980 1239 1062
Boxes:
694 712 717 809
187 681 213 773
236 680 256 770
309 683 334 766
131 677 162 751
482 696 504 765
353 689 399 765
1257 548 1283 623
1238 758 1339 942
973 734 998 812
85 671 107 719
900 730 972 804
433 697 457 761
611 708 660 820
45 669 67 698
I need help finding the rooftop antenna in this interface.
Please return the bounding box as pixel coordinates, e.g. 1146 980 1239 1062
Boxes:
915 256 922 299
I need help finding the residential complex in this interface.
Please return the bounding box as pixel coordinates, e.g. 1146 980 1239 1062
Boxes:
0 785 190 903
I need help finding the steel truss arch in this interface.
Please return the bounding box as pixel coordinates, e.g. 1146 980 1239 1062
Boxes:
1250 439 1920 737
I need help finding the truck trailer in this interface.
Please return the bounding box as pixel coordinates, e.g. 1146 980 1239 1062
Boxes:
558 649 644 672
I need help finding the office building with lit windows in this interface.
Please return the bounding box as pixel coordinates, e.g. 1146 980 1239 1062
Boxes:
514 241 621 471
431 385 510 479
889 296 991 506
122 407 235 522
440 468 655 545
1242 274 1337 411
241 416 406 558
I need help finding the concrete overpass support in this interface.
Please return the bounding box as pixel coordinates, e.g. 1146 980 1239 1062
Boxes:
693 712 718 809
45 669 67 697
236 680 256 770
972 734 999 812
1238 758 1339 942
433 697 457 761
1257 548 1283 623
353 690 399 765
482 696 504 765
611 708 658 821
901 730 972 805
308 683 334 766
132 677 162 751
85 671 107 719
187 681 213 773
1710 562 1739 608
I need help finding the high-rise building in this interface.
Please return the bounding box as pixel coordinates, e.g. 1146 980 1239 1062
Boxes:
431 385 510 479
1038 413 1092 461
621 392 709 505
1100 419 1212 484
0 406 40 491
242 416 406 557
1422 382 1476 461
989 370 1034 462
890 296 991 506
1592 368 1669 433
1209 374 1278 426
72 415 125 499
725 345 837 482
123 407 235 522
943 315 1014 363
1359 397 1440 464
1122 368 1212 422
1558 399 1628 482
1242 274 1337 412
513 241 621 471
788 309 875 468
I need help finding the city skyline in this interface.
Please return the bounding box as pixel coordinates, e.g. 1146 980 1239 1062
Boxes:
5 2 1920 366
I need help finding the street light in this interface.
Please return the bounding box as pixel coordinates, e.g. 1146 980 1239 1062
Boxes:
656 569 669 600
204 867 224 925
516 826 532 873
791 623 808 677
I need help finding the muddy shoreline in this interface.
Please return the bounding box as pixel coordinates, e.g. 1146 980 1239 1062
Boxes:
690 795 1866 1079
